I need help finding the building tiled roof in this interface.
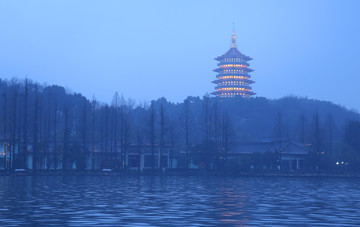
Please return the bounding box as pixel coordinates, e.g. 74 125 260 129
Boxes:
230 140 309 156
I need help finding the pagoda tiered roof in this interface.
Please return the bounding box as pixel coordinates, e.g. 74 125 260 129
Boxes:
212 79 255 84
211 90 256 97
213 67 254 73
215 74 252 79
215 47 253 61
214 85 252 90
217 61 249 67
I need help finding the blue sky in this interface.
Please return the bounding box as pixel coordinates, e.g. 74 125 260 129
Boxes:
0 0 359 110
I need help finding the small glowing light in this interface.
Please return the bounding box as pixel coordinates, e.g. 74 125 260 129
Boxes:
341 161 344 164
220 64 247 68
336 162 339 165
218 76 249 80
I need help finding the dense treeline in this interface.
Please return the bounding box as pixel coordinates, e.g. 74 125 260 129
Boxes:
0 78 360 173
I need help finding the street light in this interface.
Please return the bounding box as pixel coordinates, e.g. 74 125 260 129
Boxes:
2 142 8 170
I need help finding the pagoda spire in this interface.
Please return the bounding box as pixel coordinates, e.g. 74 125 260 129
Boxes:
231 23 236 48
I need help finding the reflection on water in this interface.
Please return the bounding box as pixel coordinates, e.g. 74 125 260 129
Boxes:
0 176 360 226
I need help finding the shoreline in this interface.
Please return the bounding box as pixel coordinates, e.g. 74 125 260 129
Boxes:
1 169 359 178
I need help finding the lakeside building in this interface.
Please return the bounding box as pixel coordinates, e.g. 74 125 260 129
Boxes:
0 139 308 172
0 141 175 171
228 140 308 171
187 139 308 171
212 27 255 98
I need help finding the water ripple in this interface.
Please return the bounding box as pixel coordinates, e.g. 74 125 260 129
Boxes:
0 176 359 226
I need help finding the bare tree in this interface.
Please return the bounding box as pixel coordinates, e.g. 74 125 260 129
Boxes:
168 121 175 169
112 92 119 169
275 112 283 171
220 112 231 170
149 102 156 169
214 98 220 155
91 97 97 170
100 105 106 169
53 96 58 170
10 83 19 171
159 102 166 169
120 96 131 169
183 98 191 168
300 114 306 144
326 113 334 162
104 105 110 168
2 93 7 171
203 95 210 142
32 84 39 171
309 112 325 170
136 130 144 172
62 104 70 170
80 98 87 170
45 90 51 170
21 79 29 169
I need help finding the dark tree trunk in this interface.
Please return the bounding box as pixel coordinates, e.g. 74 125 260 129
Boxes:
150 102 155 169
62 106 69 170
53 100 58 170
32 84 39 171
2 93 7 171
21 79 29 169
91 98 96 171
10 88 18 171
184 98 190 169
159 102 165 169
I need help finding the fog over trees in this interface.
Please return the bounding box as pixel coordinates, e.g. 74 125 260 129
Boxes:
0 78 360 173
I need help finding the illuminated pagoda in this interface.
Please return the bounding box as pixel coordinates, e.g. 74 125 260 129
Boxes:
212 26 255 98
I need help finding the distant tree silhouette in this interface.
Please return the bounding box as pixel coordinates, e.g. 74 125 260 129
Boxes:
0 78 359 173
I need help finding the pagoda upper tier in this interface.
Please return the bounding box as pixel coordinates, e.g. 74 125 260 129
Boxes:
212 28 255 98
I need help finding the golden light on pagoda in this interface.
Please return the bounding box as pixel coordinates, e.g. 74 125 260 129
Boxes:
211 25 255 98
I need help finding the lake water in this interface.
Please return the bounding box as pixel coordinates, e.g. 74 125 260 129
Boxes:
0 175 359 226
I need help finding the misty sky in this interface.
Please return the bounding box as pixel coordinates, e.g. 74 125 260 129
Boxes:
0 0 359 110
